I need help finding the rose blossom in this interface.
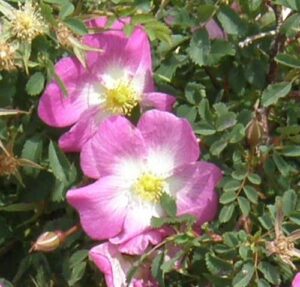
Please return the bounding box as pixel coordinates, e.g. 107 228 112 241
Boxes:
67 110 222 254
38 20 175 152
293 273 300 287
89 242 158 287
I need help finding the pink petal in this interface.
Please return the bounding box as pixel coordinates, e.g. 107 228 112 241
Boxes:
38 57 93 127
117 230 164 255
137 110 200 173
89 243 132 287
67 176 128 240
293 273 300 287
205 19 227 40
169 161 222 226
142 92 176 112
80 116 146 179
58 107 107 152
110 205 157 246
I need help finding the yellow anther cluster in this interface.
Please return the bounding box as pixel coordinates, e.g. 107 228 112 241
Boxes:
104 82 138 115
134 174 164 203
0 43 15 71
10 2 47 42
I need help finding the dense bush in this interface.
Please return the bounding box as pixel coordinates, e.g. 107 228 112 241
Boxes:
1 0 300 286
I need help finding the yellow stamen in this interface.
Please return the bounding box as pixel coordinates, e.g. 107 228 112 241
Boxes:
133 173 164 203
0 43 15 71
104 82 138 115
11 2 47 42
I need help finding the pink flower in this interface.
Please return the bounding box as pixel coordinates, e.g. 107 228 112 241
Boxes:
67 110 222 254
38 20 175 152
293 273 300 287
89 242 158 287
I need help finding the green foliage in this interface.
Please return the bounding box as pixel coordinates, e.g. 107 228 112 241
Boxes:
1 0 300 286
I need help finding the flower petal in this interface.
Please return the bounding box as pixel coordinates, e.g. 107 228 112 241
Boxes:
38 57 93 127
110 204 159 246
292 272 300 287
169 161 222 226
142 92 176 112
117 230 165 255
137 110 200 176
81 116 146 179
67 176 128 240
58 107 107 152
86 16 131 30
89 243 132 287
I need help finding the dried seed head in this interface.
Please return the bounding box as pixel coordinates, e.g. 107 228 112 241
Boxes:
10 2 47 42
0 43 16 71
56 23 75 48
0 154 18 176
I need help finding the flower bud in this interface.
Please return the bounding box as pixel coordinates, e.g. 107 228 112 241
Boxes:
246 118 264 148
30 231 64 253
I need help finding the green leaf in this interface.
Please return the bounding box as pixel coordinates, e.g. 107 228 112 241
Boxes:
258 262 281 285
194 121 216 135
210 138 228 156
232 263 255 287
219 204 235 223
208 40 235 65
197 4 215 22
247 173 261 185
151 252 165 287
238 196 251 216
280 145 300 157
275 53 300 69
160 193 177 217
272 152 290 176
187 29 210 66
64 18 88 35
282 189 297 216
59 2 74 19
220 190 237 204
205 253 233 275
243 186 258 204
261 82 292 107
257 278 271 287
216 112 237 131
48 141 71 183
217 5 246 35
223 179 241 192
26 72 45 96
229 124 245 143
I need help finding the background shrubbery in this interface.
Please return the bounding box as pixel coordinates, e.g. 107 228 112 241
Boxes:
1 0 300 286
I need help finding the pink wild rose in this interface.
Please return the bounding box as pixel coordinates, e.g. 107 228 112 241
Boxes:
293 273 300 287
89 242 158 287
67 110 222 254
38 20 175 152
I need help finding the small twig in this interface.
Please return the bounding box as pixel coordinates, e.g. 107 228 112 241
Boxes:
238 30 276 48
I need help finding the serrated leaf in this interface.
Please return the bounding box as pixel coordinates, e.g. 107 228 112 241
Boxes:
160 193 177 217
258 262 281 285
220 190 237 204
280 145 300 157
238 196 251 216
216 112 237 131
219 204 235 223
151 252 165 287
48 141 71 183
217 5 246 35
205 253 233 275
282 189 297 216
59 2 74 19
210 138 228 156
232 263 254 287
261 82 292 107
187 29 210 66
243 186 258 204
26 72 45 96
247 173 261 185
275 53 300 69
223 179 241 192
